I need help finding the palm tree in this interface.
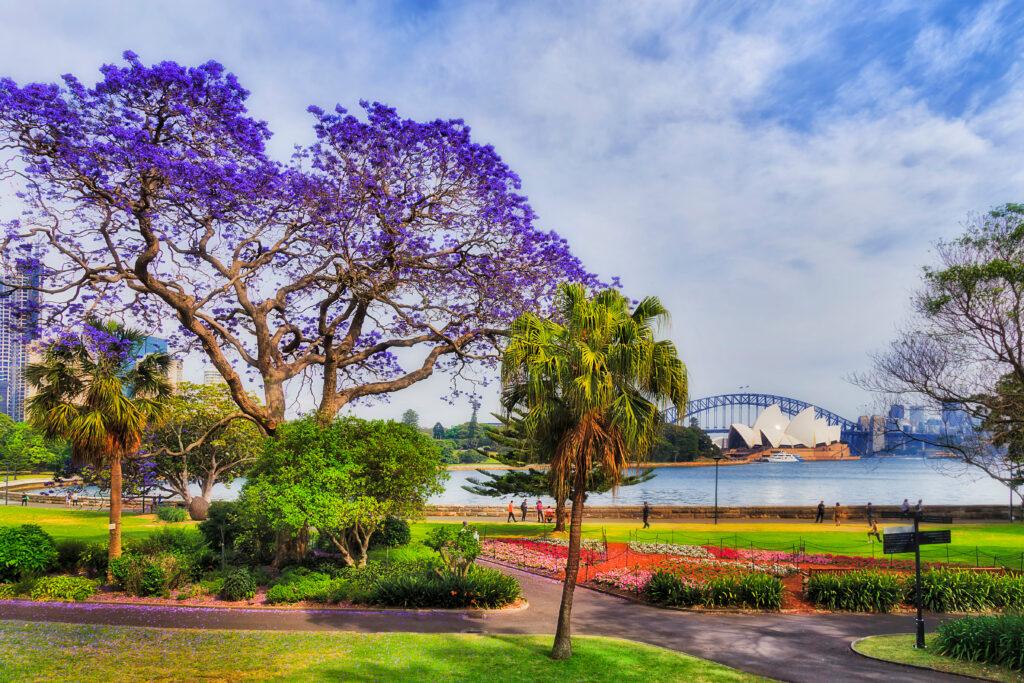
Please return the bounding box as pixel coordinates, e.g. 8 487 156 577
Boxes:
26 320 172 567
502 283 687 660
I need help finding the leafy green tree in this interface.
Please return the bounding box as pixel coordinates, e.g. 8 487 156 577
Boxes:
432 422 445 439
401 409 420 429
462 467 655 499
0 420 63 477
237 417 446 567
25 319 172 564
143 382 265 521
502 283 686 659
865 204 1024 507
648 424 720 462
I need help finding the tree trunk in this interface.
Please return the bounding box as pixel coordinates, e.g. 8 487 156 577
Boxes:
188 496 210 521
551 479 586 660
108 452 123 580
554 496 567 532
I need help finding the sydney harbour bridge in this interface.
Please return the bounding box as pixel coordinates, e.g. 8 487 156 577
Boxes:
665 392 872 455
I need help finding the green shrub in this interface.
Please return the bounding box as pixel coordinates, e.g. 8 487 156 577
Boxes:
200 501 274 566
369 517 411 549
151 553 193 590
130 528 212 575
806 571 904 612
266 570 348 604
644 571 701 607
55 539 89 572
0 583 15 599
29 576 97 602
156 506 188 523
457 451 488 464
109 554 166 597
0 525 58 581
914 569 997 613
739 573 783 610
992 574 1024 610
370 566 520 609
702 577 742 608
936 614 1024 671
423 526 481 576
76 543 108 578
219 567 257 601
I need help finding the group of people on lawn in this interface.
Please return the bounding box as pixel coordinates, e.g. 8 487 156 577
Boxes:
815 497 924 542
506 498 556 524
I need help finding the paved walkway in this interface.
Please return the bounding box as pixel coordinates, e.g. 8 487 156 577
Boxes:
0 563 968 683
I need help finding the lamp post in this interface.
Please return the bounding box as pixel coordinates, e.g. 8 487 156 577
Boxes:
712 450 723 524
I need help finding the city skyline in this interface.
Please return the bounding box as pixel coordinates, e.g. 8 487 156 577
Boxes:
2 2 1024 424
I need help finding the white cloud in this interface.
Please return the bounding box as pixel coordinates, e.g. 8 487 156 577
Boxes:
1 0 1022 425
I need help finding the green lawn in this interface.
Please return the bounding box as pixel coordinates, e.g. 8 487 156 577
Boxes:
0 620 766 682
0 505 190 543
2 506 1022 568
415 520 1024 568
853 634 1022 682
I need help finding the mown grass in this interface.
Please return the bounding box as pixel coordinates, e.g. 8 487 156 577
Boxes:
0 620 767 682
853 634 1023 682
415 520 1024 567
0 505 190 543
1 506 1021 567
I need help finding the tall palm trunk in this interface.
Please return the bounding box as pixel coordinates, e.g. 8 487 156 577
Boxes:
551 472 586 659
554 495 567 532
108 452 123 577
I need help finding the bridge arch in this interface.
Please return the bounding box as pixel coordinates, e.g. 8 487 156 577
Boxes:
664 393 861 433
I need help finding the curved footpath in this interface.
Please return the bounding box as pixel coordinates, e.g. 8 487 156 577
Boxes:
0 562 969 683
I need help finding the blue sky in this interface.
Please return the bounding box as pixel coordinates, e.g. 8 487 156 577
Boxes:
2 0 1023 425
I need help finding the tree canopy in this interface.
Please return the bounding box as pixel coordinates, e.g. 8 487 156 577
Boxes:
236 417 446 566
143 381 265 520
863 203 1024 501
0 52 597 434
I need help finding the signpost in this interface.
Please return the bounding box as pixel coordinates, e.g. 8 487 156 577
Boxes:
883 512 953 648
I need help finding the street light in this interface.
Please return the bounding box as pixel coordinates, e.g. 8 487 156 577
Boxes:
712 450 724 525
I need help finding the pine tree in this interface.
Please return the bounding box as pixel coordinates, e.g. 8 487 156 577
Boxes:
432 422 445 439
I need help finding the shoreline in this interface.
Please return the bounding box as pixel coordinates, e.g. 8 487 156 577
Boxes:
446 458 857 471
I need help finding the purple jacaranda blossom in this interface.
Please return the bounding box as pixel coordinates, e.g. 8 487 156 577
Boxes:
0 52 606 432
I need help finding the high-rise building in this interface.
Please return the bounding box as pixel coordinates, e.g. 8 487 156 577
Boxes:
0 263 41 420
203 369 226 385
137 336 183 392
888 404 905 420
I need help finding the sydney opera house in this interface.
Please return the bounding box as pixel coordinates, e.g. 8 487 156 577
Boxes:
723 405 852 460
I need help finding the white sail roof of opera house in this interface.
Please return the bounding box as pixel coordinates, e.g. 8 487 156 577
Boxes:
727 405 841 449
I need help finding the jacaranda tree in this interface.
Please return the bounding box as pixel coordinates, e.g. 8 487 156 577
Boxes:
25 320 171 566
502 283 687 660
0 52 597 436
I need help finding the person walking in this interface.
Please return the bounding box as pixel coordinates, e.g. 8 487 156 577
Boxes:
535 499 544 522
642 501 651 529
506 499 517 523
915 499 923 515
520 498 529 523
71 491 79 508
815 500 825 523
65 490 72 509
867 519 882 543
900 498 910 517
20 493 28 507
833 502 842 526
865 502 874 526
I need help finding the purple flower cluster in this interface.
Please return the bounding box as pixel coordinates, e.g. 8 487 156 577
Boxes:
0 52 605 426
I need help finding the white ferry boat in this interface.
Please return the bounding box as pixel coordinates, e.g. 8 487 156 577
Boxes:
764 452 802 463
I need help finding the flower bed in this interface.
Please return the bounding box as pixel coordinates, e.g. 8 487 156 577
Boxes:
628 542 714 559
592 567 654 592
481 540 566 574
534 538 605 552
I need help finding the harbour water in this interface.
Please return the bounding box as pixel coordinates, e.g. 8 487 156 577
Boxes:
32 457 1012 507
432 457 1012 507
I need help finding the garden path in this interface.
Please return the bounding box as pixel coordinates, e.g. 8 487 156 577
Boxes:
0 562 970 683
